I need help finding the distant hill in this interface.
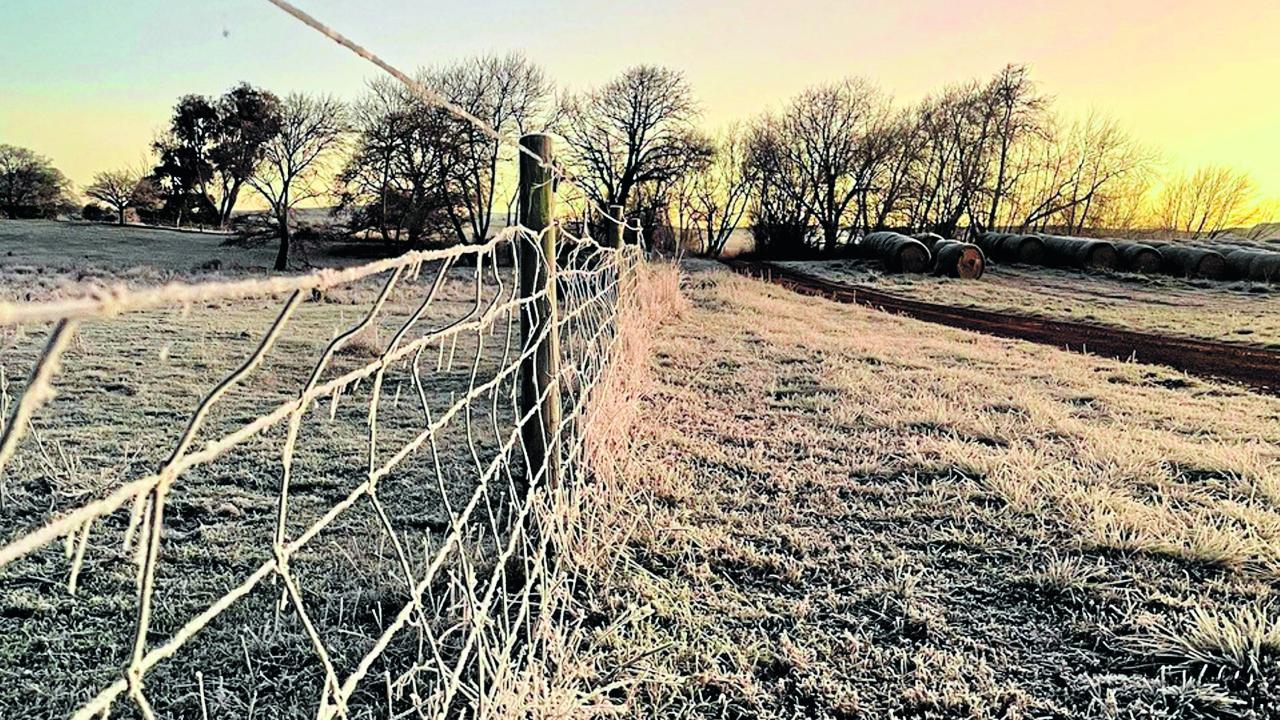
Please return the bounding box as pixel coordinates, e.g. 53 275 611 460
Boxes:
1245 222 1280 239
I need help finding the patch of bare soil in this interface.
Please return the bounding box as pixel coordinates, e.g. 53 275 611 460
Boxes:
586 263 1280 719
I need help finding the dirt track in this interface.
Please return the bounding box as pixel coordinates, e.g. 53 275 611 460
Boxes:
729 259 1280 396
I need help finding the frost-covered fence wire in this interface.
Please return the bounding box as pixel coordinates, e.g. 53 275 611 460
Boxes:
0 224 644 719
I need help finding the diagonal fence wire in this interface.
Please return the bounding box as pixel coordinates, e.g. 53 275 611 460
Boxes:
0 221 645 719
259 0 646 245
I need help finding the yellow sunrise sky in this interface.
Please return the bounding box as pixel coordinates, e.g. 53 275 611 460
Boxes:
2 0 1276 203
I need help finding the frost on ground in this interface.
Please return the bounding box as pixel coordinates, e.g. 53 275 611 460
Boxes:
575 263 1280 719
775 258 1280 348
0 260 529 718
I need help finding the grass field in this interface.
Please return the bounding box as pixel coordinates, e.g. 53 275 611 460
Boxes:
0 238 563 717
776 259 1280 348
0 220 280 272
5 217 1280 718
572 262 1280 718
0 216 668 718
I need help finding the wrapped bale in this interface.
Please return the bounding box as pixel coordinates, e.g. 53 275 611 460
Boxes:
1038 234 1119 270
972 232 1005 259
1224 248 1260 279
860 231 932 273
1151 243 1228 280
1222 247 1280 282
978 231 1044 264
931 239 986 279
1249 254 1280 282
914 232 985 279
913 232 946 249
1002 234 1048 265
1115 242 1163 274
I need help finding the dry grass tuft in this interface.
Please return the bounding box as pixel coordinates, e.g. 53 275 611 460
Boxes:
475 257 688 715
1027 551 1113 603
334 323 384 357
1130 604 1280 690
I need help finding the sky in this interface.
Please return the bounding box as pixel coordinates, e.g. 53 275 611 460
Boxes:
2 0 1278 200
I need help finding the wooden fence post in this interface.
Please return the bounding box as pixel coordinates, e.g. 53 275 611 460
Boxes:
517 133 561 492
608 205 625 250
624 217 639 248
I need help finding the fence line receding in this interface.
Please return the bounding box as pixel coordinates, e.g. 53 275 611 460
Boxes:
0 129 646 717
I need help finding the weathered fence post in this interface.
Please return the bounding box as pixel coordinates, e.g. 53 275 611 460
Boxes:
518 133 561 492
608 205 625 250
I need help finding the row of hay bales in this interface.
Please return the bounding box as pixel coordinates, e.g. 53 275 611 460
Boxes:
859 232 986 279
976 232 1280 282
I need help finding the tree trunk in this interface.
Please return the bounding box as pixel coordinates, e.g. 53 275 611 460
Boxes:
274 219 291 271
220 182 242 229
822 223 839 255
117 208 125 225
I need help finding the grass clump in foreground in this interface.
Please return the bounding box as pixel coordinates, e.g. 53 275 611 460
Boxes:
1131 604 1280 696
558 261 1280 719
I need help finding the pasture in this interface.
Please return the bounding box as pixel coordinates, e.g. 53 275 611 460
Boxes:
0 220 279 274
0 220 649 718
777 258 1280 347
578 263 1280 717
2 220 1279 719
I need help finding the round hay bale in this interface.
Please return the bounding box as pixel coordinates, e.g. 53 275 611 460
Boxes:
1248 253 1280 282
1082 241 1119 270
862 231 932 273
1039 235 1119 270
1158 244 1228 280
979 232 1043 264
1224 248 1263 280
932 240 986 279
1116 243 1162 273
913 232 946 250
975 231 1007 258
1002 234 1046 265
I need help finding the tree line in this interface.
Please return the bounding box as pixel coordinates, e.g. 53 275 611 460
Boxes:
2 57 1275 268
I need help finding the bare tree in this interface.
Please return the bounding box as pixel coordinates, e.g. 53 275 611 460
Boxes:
676 125 752 257
743 120 814 256
557 65 711 219
983 64 1047 230
85 167 147 224
909 82 999 237
1155 165 1258 239
868 110 925 230
339 76 469 248
339 55 551 248
1013 112 1153 233
249 93 348 270
434 53 552 243
754 79 895 252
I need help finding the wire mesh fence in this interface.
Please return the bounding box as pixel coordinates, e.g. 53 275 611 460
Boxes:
0 220 645 718
0 2 660 715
